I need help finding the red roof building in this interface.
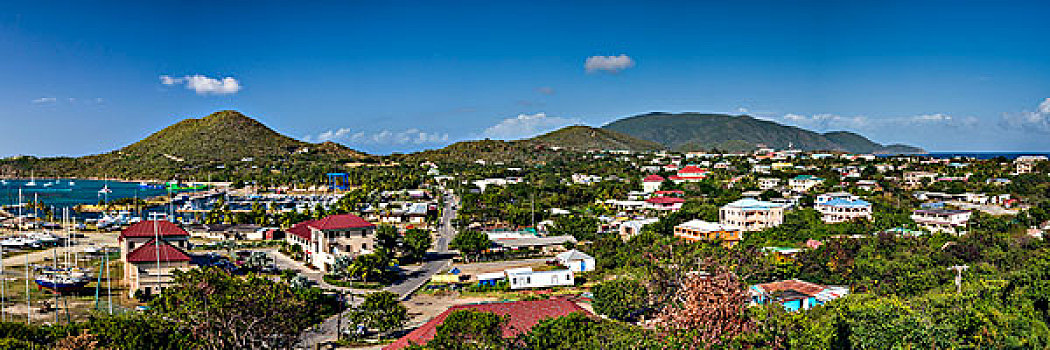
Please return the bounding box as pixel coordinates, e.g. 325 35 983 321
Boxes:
384 298 591 350
125 238 192 263
673 166 709 182
286 220 318 242
312 214 375 230
642 174 666 183
119 220 190 240
284 214 373 243
646 197 686 204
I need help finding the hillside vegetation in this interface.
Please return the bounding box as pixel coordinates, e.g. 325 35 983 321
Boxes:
0 110 371 181
603 112 925 153
523 125 665 151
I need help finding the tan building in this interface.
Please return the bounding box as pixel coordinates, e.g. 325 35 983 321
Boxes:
119 220 192 297
903 171 937 189
720 198 789 232
286 214 377 272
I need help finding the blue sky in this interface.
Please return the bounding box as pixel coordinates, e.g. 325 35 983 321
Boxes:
2 0 1050 156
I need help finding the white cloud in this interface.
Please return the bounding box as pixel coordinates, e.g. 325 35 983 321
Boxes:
779 112 978 133
584 54 635 73
536 86 555 95
304 128 448 145
1001 98 1050 133
31 97 57 104
482 112 580 140
159 74 242 95
780 113 872 130
159 75 181 85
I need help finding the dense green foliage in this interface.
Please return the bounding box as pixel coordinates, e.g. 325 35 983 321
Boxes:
524 125 664 151
352 291 408 335
592 278 651 322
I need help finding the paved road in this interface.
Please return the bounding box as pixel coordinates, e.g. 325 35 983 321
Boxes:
298 192 460 349
385 193 459 299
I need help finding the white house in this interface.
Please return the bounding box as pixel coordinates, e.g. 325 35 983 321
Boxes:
618 218 659 239
911 209 972 235
642 175 665 193
788 175 824 193
815 196 872 224
720 198 789 232
758 178 780 190
505 267 575 290
555 249 596 272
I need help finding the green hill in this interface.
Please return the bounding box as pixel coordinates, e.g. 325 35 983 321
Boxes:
402 125 664 164
523 125 665 152
602 112 925 154
119 110 310 161
1 110 371 180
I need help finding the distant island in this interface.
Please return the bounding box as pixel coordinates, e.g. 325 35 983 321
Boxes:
602 112 925 154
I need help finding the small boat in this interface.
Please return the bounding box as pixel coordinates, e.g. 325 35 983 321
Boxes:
98 185 112 194
68 180 75 186
34 272 90 294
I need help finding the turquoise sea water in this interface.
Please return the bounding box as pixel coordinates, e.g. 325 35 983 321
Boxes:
0 179 174 219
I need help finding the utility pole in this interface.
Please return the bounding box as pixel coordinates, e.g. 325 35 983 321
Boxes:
530 192 535 230
948 265 969 293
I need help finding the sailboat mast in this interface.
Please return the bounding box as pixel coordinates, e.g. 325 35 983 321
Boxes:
105 251 112 315
53 246 58 324
153 217 161 294
1 244 5 322
25 253 30 325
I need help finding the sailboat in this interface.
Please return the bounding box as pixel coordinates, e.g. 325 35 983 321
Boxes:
34 272 90 294
34 209 90 294
25 172 37 187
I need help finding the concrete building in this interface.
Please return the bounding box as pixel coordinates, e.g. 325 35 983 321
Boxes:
720 198 789 232
750 279 849 312
119 220 192 297
911 209 972 234
642 174 665 193
555 249 596 272
758 178 780 190
505 267 574 289
788 175 824 193
285 214 376 272
815 197 872 224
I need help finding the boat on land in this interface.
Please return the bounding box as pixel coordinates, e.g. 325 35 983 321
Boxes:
34 269 90 294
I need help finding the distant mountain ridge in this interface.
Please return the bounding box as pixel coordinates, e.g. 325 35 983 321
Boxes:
602 112 925 153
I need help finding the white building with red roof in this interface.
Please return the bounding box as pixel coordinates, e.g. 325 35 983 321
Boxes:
645 196 685 211
284 214 377 272
669 165 709 183
641 174 665 193
119 220 192 297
